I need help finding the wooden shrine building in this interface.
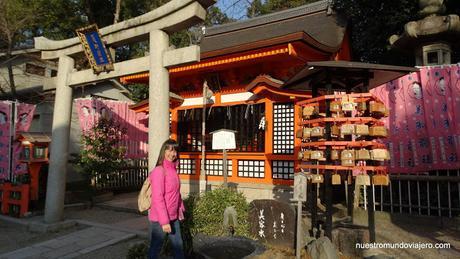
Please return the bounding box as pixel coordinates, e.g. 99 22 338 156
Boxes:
122 0 351 200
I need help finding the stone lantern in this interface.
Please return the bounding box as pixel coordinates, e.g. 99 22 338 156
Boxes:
389 0 460 66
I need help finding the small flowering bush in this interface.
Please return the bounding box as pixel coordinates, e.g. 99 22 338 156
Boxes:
76 117 127 186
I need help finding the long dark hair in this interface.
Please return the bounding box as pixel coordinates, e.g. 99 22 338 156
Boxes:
156 139 179 166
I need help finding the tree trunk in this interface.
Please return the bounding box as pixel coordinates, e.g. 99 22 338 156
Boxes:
6 45 17 98
111 0 122 61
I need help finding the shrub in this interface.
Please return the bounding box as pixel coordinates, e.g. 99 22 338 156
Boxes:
126 241 148 259
181 194 198 255
75 117 127 187
188 187 251 238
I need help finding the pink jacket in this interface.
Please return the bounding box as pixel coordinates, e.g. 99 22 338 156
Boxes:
148 159 185 225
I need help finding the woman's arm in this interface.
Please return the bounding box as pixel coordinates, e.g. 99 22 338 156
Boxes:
178 194 185 220
151 167 170 225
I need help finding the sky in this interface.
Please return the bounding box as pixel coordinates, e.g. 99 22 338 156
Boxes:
216 0 251 20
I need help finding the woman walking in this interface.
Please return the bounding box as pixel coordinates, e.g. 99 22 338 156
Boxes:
148 139 185 259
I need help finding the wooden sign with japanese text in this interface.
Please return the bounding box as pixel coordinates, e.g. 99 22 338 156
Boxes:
248 199 295 248
76 24 114 74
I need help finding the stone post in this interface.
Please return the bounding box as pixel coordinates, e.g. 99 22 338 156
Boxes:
44 55 75 223
148 30 170 171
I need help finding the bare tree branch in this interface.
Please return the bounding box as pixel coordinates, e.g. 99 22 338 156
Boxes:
114 0 122 24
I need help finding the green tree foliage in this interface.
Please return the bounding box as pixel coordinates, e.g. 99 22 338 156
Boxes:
0 0 43 96
77 117 127 186
333 0 419 64
34 0 86 40
126 83 149 102
0 0 42 45
169 5 234 49
206 5 234 26
247 0 320 17
333 0 460 64
33 0 114 41
32 0 170 41
446 0 460 14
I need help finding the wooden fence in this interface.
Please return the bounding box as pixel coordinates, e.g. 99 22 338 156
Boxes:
94 159 148 191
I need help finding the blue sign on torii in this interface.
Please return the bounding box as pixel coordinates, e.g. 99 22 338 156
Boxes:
76 24 114 74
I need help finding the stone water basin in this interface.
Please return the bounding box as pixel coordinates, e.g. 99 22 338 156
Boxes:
193 234 265 259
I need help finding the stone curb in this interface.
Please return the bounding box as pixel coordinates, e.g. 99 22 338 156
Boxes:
0 214 29 228
77 233 137 255
28 220 78 233
0 214 79 233
94 203 140 214
75 219 149 239
0 214 148 239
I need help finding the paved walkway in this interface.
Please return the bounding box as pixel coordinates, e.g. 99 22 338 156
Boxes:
97 192 139 213
0 226 136 259
0 192 147 259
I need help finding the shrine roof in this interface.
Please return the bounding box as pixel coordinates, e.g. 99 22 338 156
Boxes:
245 75 284 91
246 75 311 100
129 91 184 112
200 0 347 58
283 61 419 91
17 132 52 143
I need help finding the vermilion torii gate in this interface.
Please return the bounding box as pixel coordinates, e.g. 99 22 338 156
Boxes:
34 0 214 223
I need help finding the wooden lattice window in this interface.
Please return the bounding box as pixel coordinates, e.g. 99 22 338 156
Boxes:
205 159 233 176
237 160 265 178
177 103 265 152
272 160 295 180
273 103 294 154
178 158 195 175
178 109 202 151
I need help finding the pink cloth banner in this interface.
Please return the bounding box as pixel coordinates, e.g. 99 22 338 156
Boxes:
446 66 460 159
13 142 28 175
372 64 460 173
15 103 35 133
0 101 36 179
0 101 11 180
13 103 36 176
75 98 149 159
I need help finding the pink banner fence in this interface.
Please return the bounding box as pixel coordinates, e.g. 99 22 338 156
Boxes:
75 98 148 159
0 101 35 180
371 64 460 174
